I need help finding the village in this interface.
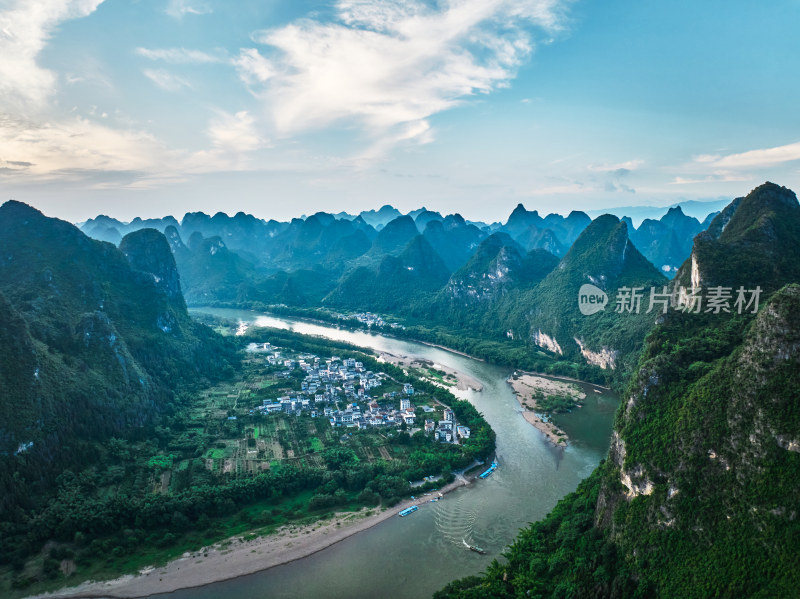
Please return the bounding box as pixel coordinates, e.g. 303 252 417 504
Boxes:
248 343 471 444
335 311 405 330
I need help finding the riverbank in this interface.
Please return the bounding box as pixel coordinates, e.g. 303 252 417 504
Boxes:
377 351 484 392
192 306 617 393
28 479 472 599
507 373 589 446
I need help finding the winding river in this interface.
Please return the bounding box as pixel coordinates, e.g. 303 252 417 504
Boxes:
168 308 619 599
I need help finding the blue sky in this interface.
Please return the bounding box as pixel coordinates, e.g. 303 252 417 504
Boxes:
1 0 799 223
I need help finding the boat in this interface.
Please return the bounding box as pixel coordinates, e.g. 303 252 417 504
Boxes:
478 460 498 479
463 539 487 554
398 506 419 517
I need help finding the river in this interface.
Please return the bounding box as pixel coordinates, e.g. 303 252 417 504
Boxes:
167 308 618 599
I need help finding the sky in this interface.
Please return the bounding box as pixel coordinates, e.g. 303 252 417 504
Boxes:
1 0 799 224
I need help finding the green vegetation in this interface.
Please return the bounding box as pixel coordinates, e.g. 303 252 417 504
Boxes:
0 203 238 514
435 184 800 598
0 202 494 597
324 234 451 313
531 392 582 414
12 182 797 598
0 324 494 597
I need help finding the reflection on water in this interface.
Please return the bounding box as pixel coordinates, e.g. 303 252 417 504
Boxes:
166 308 619 599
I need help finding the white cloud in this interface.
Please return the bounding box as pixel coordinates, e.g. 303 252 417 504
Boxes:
692 153 721 164
349 120 434 167
233 48 274 86
588 159 644 173
165 0 211 19
143 68 192 91
709 141 800 169
240 0 568 153
0 113 171 177
0 1 272 187
0 110 269 188
0 1 202 188
671 171 752 185
206 110 266 153
0 0 104 112
674 141 800 186
135 47 224 64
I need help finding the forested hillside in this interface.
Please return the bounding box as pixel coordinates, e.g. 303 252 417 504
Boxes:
0 202 238 512
435 182 800 598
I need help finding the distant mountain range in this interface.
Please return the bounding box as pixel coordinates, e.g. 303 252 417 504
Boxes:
76 197 724 379
79 201 723 272
79 198 720 281
587 197 730 224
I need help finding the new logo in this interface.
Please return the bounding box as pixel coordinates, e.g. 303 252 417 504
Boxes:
578 284 608 315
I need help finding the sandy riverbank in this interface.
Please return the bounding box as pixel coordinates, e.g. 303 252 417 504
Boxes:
507 373 587 446
378 352 484 392
29 478 470 599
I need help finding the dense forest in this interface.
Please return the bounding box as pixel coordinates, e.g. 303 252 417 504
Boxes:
0 202 239 513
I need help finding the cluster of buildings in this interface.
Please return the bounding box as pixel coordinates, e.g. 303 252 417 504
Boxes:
258 354 382 415
254 351 418 431
422 408 470 443
328 393 417 430
334 312 404 329
252 347 470 443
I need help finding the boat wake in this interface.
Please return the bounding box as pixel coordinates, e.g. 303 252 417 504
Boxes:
434 495 483 547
